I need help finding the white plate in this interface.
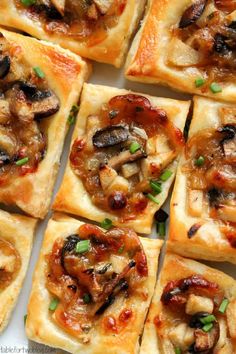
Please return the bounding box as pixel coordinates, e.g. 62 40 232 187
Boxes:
1 62 235 354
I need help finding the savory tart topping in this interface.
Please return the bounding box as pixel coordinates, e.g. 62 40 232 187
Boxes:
0 238 21 291
0 32 60 185
172 0 236 88
16 0 127 43
46 224 148 340
159 275 228 353
183 119 236 246
70 94 184 221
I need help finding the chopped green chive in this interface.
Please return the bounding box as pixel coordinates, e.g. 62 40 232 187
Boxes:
160 170 173 182
33 66 45 79
210 82 222 94
146 193 159 204
200 315 216 324
195 156 205 166
150 180 162 195
49 298 59 311
67 104 79 125
83 293 91 304
76 240 91 254
100 218 112 230
195 77 205 88
129 141 141 154
24 314 27 325
219 298 229 314
157 222 166 237
15 157 29 166
71 104 79 113
118 245 124 254
175 348 181 354
202 323 214 332
21 0 36 6
67 115 75 125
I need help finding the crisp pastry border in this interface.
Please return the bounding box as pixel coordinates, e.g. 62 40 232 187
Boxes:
0 209 37 333
52 83 190 234
125 0 236 102
0 28 91 219
140 252 236 353
26 212 163 354
0 0 146 67
168 96 236 264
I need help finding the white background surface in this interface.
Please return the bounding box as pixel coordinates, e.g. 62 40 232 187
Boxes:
1 62 235 353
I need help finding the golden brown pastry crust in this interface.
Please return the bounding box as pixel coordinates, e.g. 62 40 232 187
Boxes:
140 253 236 354
125 0 236 103
0 28 91 219
0 209 37 333
168 96 236 264
26 213 163 354
0 0 145 67
52 83 190 234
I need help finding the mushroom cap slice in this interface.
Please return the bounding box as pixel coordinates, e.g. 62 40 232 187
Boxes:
93 125 129 148
0 55 10 79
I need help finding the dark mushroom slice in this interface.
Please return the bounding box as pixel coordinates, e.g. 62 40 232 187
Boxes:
214 34 230 54
108 149 146 171
93 125 129 148
0 149 10 166
95 278 129 315
61 234 81 268
207 188 222 207
193 322 220 353
0 56 11 79
218 125 236 160
179 0 207 28
6 83 60 123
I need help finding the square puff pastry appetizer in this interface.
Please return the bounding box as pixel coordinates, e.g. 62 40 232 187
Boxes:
126 0 236 102
140 253 236 354
26 213 163 354
0 28 91 219
0 209 37 333
0 0 146 67
168 96 236 264
53 83 190 234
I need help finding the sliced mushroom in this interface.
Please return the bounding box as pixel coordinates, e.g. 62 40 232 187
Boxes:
218 125 236 162
6 83 60 123
93 125 129 148
214 34 230 54
108 149 145 170
179 0 207 28
0 149 10 166
0 56 11 79
193 322 220 352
